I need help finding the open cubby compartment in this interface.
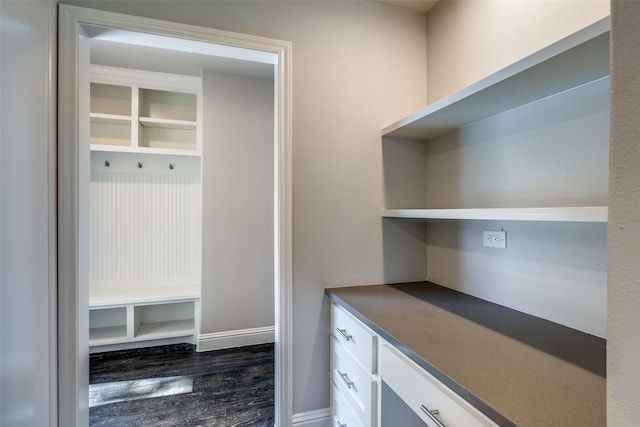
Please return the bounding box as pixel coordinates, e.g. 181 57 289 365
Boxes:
90 82 132 116
138 124 197 151
139 88 197 121
133 301 196 341
90 117 132 147
89 306 129 345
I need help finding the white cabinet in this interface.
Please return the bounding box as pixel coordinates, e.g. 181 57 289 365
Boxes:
330 303 497 427
381 18 609 223
331 303 377 427
90 65 201 156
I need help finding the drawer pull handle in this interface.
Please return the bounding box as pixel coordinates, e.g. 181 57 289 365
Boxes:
337 370 354 390
336 328 353 341
420 404 446 427
336 420 347 427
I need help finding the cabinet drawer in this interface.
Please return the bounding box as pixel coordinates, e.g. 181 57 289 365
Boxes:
333 384 365 427
380 343 498 427
332 338 377 426
332 303 376 373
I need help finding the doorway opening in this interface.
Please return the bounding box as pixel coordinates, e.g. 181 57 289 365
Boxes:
58 5 292 426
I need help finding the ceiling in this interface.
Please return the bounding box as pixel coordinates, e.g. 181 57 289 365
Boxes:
85 25 275 79
369 0 439 13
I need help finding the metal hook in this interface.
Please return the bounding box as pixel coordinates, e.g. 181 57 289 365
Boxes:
169 163 175 170
137 161 143 169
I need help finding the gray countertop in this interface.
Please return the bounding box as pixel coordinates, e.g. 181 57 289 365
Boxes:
325 282 606 427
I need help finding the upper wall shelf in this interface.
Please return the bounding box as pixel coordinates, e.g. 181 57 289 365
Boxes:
382 18 610 140
382 207 608 223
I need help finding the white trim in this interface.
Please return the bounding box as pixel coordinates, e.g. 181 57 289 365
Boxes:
292 408 332 427
58 5 293 427
197 326 275 352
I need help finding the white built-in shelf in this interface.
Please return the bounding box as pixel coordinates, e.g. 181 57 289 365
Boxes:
134 319 196 341
382 18 610 140
89 65 201 156
89 282 200 348
89 282 200 307
382 207 608 223
90 112 131 124
139 117 197 130
90 143 201 157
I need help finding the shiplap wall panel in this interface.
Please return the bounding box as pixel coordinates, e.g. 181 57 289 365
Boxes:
90 152 200 285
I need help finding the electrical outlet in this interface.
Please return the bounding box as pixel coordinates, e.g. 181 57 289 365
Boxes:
483 230 506 249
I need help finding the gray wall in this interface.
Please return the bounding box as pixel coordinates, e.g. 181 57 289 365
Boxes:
201 70 274 334
423 77 609 337
608 0 640 424
63 0 429 416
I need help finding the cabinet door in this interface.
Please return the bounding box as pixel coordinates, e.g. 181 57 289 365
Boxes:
380 343 498 427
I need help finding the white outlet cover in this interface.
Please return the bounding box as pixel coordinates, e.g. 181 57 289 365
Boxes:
483 230 506 249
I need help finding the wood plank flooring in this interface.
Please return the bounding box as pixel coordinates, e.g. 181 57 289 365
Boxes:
89 343 274 426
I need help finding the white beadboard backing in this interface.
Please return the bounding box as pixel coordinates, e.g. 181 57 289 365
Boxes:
89 151 201 286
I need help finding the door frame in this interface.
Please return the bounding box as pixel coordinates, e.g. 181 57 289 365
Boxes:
58 5 293 426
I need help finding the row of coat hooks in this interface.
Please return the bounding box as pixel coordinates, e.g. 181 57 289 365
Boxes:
104 160 176 170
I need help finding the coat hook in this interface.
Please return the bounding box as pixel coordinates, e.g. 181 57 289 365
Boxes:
104 160 110 167
169 163 175 170
137 161 143 169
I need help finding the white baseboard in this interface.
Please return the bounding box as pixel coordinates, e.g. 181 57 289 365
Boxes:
196 326 275 352
292 408 331 427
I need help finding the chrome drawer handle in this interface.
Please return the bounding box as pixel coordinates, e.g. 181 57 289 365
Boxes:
336 420 347 427
420 404 446 427
337 370 354 390
336 328 353 341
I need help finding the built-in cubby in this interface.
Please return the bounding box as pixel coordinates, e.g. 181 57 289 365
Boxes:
89 306 127 345
89 65 201 156
88 65 202 350
89 297 199 348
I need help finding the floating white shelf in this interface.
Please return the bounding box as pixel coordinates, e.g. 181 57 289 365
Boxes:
382 207 608 223
382 18 610 140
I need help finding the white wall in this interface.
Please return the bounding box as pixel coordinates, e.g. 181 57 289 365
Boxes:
426 0 610 103
0 1 57 425
201 70 275 339
608 0 640 424
62 1 429 416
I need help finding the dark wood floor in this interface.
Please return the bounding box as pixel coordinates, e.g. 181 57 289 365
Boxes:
89 343 274 426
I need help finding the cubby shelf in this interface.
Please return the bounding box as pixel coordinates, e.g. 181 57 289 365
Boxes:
89 65 201 156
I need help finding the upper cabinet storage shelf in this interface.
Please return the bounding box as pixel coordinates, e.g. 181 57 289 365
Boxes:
90 65 202 156
382 18 610 140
